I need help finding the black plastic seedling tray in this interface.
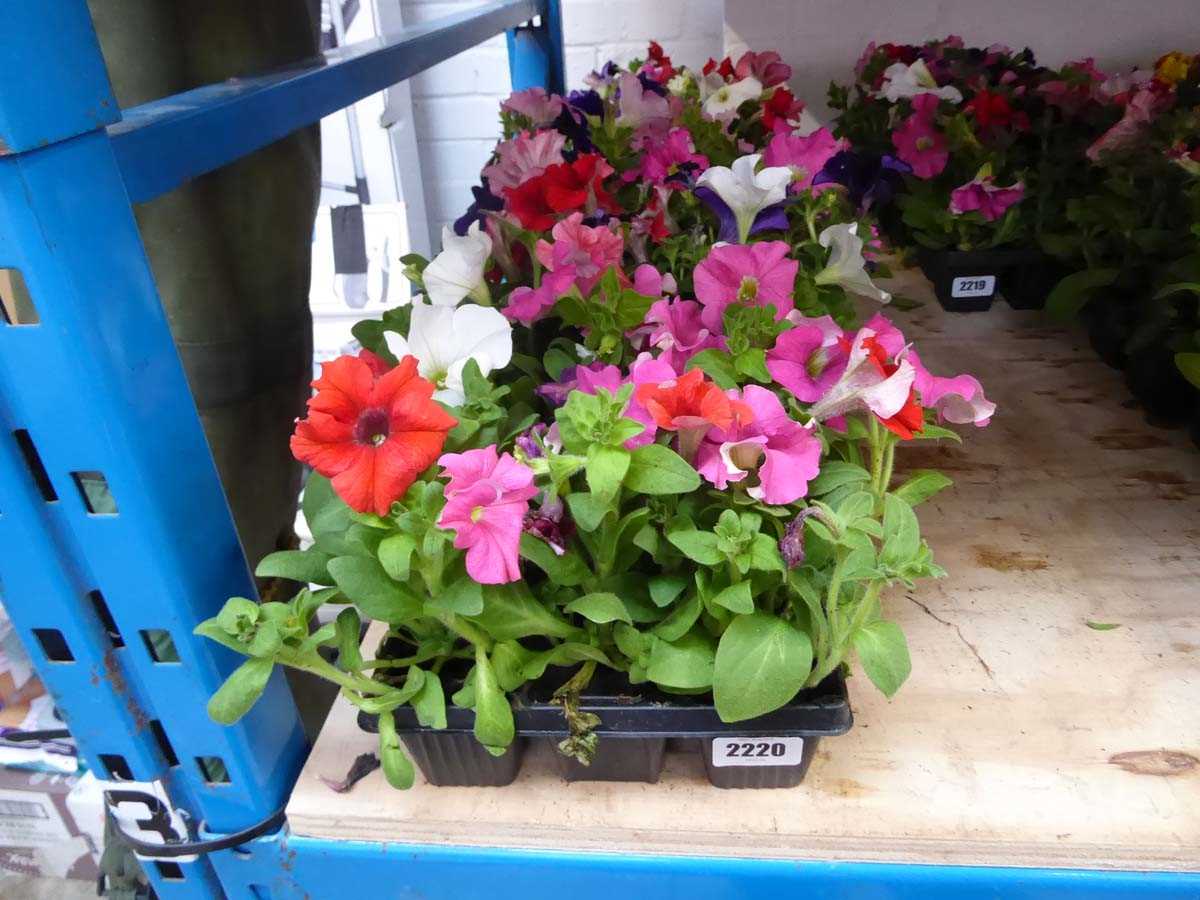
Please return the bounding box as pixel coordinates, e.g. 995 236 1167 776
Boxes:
999 251 1069 310
918 248 1014 312
359 668 852 790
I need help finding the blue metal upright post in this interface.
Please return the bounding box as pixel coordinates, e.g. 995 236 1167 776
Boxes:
506 0 565 94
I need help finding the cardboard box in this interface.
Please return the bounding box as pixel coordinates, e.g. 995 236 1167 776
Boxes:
0 768 100 881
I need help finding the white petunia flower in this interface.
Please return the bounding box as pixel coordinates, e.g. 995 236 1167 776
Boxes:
877 59 963 104
813 223 891 304
807 327 915 424
696 153 792 243
703 76 762 118
384 302 512 406
421 221 493 307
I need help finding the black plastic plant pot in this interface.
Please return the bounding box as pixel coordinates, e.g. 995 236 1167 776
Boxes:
359 669 852 789
999 252 1071 310
917 248 1012 312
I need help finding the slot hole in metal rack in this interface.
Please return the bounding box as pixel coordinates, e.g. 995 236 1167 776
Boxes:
247 885 271 899
71 470 118 515
196 755 230 785
13 430 57 501
140 629 180 663
32 628 73 662
149 720 179 767
0 269 38 325
154 861 184 881
99 753 133 781
88 590 124 648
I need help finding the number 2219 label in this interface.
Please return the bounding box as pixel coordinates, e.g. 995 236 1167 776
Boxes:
711 736 804 767
951 275 995 298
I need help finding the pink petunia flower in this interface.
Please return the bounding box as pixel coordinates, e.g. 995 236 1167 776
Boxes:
1086 86 1173 162
733 50 792 88
437 446 539 584
616 72 672 141
693 241 799 333
624 127 709 187
906 350 995 426
503 265 578 326
643 298 725 374
501 87 565 127
862 313 907 358
535 212 625 296
949 169 1025 221
763 128 848 191
766 315 848 402
891 95 948 179
481 130 566 194
696 385 822 505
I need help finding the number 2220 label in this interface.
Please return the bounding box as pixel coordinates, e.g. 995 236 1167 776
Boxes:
711 736 804 767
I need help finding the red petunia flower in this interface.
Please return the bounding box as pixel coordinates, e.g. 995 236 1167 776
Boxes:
505 153 617 231
290 352 458 515
635 369 747 462
964 90 1028 133
645 41 676 83
762 87 806 132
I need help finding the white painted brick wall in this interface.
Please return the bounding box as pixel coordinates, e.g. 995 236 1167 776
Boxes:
402 0 723 237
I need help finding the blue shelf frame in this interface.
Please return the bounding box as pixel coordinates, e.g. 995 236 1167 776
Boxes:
0 3 1195 898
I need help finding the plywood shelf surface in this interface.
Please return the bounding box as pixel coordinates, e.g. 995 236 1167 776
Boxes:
287 277 1200 871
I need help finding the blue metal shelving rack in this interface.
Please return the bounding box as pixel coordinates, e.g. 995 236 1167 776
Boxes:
0 3 1197 898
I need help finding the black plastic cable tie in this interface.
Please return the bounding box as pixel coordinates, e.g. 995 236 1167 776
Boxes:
105 804 287 859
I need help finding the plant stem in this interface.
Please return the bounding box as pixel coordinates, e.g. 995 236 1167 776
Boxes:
282 653 393 697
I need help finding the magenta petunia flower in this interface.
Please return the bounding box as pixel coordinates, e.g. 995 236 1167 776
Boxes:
695 385 822 505
862 313 907 358
643 298 725 374
948 168 1025 221
906 350 995 426
766 316 848 402
503 265 578 326
437 446 539 584
481 129 566 194
693 241 799 333
762 128 848 191
891 95 948 179
535 212 624 296
501 87 565 127
624 127 710 187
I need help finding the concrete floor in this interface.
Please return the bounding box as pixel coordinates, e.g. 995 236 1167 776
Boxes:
0 874 96 898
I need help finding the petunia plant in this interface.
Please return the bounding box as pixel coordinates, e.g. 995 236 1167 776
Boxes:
197 43 994 788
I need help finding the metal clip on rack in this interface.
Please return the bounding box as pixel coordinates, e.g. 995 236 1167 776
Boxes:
0 3 561 897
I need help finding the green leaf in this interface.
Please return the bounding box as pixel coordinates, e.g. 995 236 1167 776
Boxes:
836 490 875 525
1085 620 1121 631
624 443 702 495
685 349 738 389
893 471 954 506
473 653 515 753
809 461 871 495
412 670 447 729
377 534 416 582
1175 352 1200 389
519 534 589 586
522 642 613 681
565 592 631 625
646 630 716 690
734 349 772 383
334 607 363 672
667 529 724 565
613 623 649 662
853 620 911 698
748 532 785 572
566 491 609 532
711 581 755 615
713 613 812 722
254 550 333 585
881 494 920 567
648 574 688 608
377 710 415 790
651 593 702 642
1045 268 1119 320
193 618 246 654
586 445 631 497
428 573 485 617
469 584 580 640
327 556 422 624
207 658 274 725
